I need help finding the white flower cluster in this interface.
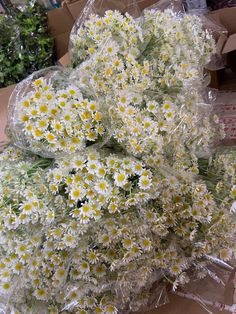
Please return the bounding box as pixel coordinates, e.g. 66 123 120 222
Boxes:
1 7 235 314
9 10 219 160
72 10 214 95
0 147 234 314
14 79 105 156
47 151 156 224
70 10 143 66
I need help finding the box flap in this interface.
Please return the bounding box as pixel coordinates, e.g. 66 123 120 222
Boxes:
58 52 70 66
216 33 228 54
137 0 161 11
222 34 236 54
47 7 74 37
64 0 87 21
209 7 236 35
54 32 71 59
0 84 16 142
208 9 221 24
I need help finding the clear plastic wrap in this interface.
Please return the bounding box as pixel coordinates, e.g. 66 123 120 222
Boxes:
212 90 236 146
6 67 67 157
0 146 235 313
183 0 208 15
202 15 228 71
174 261 236 313
144 0 228 72
6 66 110 158
144 0 184 13
71 0 141 29
69 0 142 66
184 0 207 10
8 1 223 160
1 2 236 314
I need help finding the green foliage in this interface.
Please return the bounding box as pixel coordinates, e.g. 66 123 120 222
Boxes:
0 1 54 88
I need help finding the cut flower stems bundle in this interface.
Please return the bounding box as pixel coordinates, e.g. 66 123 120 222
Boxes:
0 3 235 314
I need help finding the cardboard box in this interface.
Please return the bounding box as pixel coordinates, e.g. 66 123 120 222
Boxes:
58 52 70 66
54 32 72 59
63 0 87 21
47 6 74 37
47 6 75 59
208 7 236 89
0 84 15 143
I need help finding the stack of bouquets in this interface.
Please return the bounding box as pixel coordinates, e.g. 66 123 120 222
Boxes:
0 1 235 313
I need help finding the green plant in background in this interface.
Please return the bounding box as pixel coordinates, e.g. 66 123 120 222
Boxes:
0 0 54 88
0 15 25 86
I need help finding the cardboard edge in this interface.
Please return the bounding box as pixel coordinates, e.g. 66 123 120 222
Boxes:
58 52 70 66
216 33 228 54
0 84 16 142
47 6 75 37
222 34 236 54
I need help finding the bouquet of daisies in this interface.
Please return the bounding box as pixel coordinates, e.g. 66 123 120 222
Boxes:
0 1 235 313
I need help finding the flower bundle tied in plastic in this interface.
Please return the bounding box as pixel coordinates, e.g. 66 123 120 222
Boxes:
1 0 236 313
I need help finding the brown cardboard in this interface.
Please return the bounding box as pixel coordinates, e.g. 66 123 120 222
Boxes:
0 85 15 142
209 7 236 54
47 6 74 37
208 69 222 89
63 0 87 21
144 294 229 314
216 33 228 54
137 0 161 11
208 7 236 89
47 5 76 60
58 52 70 66
209 7 236 35
53 32 71 59
222 33 236 54
135 268 235 314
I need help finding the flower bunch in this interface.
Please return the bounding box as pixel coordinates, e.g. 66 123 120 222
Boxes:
14 78 105 156
108 89 222 165
47 150 156 224
2 6 235 314
0 146 234 314
143 10 215 89
10 10 219 161
71 10 218 162
70 10 143 67
72 10 214 97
